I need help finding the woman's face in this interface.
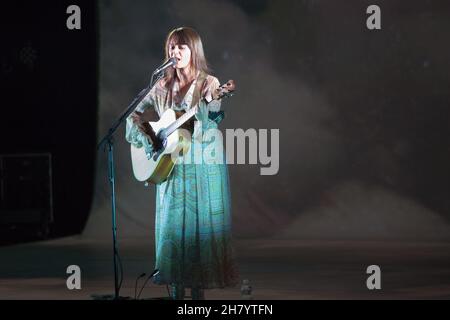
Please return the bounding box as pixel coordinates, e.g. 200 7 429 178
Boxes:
169 42 192 70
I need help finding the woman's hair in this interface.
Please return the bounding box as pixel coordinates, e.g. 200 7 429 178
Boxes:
162 27 210 87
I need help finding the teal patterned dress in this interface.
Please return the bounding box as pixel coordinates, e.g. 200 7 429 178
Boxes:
125 74 238 289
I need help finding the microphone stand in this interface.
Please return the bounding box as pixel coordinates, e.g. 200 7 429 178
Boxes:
95 71 162 300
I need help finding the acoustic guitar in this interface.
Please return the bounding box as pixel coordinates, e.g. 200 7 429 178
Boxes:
130 80 235 184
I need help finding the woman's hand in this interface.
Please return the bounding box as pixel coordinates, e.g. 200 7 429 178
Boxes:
131 110 159 134
130 110 158 136
131 109 159 123
195 100 209 123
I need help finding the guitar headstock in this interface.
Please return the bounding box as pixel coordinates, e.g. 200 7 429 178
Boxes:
212 80 235 101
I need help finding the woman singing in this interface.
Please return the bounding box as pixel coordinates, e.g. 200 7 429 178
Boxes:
125 27 238 300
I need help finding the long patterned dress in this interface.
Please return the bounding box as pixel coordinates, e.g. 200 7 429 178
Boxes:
125 74 238 289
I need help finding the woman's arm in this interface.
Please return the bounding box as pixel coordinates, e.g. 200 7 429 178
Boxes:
125 87 158 152
202 75 222 112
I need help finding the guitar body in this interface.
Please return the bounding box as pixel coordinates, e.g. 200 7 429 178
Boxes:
130 109 191 184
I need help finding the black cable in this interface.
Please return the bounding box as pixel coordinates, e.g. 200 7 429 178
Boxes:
137 275 152 300
137 269 160 300
117 252 124 292
134 273 147 300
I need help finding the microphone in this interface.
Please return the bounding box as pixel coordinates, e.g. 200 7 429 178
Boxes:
153 57 177 74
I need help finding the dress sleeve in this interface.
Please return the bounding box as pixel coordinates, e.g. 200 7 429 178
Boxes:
125 87 156 155
195 76 223 125
202 76 222 112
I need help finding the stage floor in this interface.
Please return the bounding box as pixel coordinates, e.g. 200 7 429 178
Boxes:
1 237 450 300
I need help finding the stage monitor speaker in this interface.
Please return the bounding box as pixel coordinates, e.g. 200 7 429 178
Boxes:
0 153 53 241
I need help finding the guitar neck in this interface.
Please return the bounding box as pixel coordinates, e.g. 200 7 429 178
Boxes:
163 80 234 137
165 105 199 136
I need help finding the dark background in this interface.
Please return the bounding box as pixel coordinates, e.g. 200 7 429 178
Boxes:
1 0 450 244
86 0 450 241
0 0 98 242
